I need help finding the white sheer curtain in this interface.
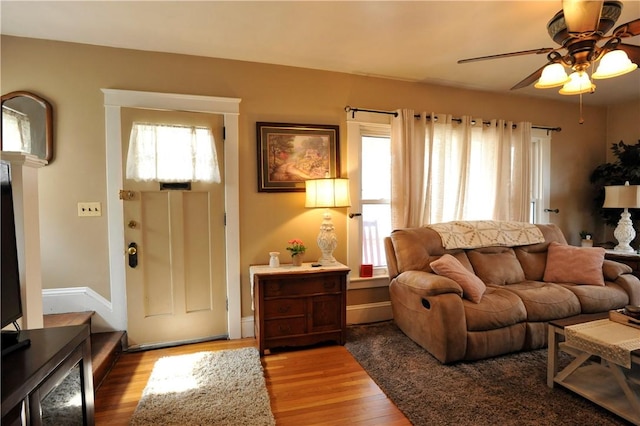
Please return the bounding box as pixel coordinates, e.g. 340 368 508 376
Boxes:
2 107 32 153
391 109 531 229
126 123 221 183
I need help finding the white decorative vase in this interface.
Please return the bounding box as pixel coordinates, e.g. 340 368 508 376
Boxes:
269 252 280 268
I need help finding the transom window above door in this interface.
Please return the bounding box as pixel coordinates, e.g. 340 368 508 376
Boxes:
126 122 221 183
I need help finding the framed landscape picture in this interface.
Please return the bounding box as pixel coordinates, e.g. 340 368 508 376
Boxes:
257 122 340 192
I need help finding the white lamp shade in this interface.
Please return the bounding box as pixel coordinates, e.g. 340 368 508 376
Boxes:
593 50 638 80
535 63 570 89
305 178 351 208
603 184 640 208
559 72 596 95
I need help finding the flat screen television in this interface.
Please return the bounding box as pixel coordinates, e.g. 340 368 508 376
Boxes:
1 160 30 355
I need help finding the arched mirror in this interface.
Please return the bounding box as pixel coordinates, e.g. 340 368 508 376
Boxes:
1 91 53 163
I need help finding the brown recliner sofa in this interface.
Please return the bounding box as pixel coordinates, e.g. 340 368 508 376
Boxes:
384 223 640 364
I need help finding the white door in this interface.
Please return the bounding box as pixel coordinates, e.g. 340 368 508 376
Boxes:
121 108 227 349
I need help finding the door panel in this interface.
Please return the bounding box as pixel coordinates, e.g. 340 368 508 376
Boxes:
121 108 226 348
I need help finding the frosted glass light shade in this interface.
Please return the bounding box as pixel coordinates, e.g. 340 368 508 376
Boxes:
559 72 596 95
535 63 570 88
305 178 351 208
593 50 638 79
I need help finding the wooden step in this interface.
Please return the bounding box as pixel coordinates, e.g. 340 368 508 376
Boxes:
91 331 126 389
43 311 94 328
44 312 125 390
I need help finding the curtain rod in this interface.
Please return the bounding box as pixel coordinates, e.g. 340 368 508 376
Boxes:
344 106 562 133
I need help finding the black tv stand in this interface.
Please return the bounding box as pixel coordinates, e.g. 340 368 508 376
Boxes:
1 331 30 357
1 325 94 425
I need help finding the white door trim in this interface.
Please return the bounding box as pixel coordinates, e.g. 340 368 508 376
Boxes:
101 89 242 339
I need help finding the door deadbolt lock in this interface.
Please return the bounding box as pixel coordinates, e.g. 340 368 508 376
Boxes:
127 242 138 268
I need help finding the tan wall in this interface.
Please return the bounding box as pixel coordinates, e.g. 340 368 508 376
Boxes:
1 35 622 318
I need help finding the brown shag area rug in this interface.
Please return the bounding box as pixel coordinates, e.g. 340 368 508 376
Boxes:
345 321 629 426
130 347 275 426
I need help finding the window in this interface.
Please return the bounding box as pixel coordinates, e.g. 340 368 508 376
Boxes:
347 113 551 281
530 128 551 224
361 135 391 268
126 122 221 183
347 113 392 279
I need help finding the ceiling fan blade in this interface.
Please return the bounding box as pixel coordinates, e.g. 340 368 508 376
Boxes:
613 18 640 38
617 44 640 65
562 0 603 34
458 48 555 64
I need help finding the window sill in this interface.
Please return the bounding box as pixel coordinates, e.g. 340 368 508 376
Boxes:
348 274 390 290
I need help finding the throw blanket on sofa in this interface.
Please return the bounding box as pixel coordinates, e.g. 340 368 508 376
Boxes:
428 220 545 249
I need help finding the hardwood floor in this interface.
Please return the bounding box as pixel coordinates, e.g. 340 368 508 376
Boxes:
95 339 410 425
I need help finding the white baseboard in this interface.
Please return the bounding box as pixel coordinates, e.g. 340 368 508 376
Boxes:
241 315 255 338
241 301 393 339
347 301 393 324
42 287 117 333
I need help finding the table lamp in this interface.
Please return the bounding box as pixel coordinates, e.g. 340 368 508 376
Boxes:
305 177 350 265
603 181 640 253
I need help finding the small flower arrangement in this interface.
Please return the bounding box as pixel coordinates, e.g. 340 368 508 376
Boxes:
286 239 306 256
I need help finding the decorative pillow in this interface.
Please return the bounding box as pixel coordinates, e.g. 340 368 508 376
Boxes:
467 248 526 285
430 254 486 303
543 242 605 286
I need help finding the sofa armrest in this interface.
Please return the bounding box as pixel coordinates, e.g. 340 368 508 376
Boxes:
393 270 463 299
603 259 633 281
613 273 640 306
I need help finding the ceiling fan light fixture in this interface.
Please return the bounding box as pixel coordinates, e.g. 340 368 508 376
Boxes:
558 71 596 95
535 63 571 88
592 49 638 79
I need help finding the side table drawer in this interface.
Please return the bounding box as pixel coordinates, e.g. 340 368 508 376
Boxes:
264 275 341 297
264 317 306 338
264 298 305 318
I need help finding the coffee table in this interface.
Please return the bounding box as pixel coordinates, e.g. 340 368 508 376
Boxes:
547 313 640 425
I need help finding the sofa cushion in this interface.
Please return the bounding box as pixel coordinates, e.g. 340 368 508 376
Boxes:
431 254 486 303
500 281 581 321
559 282 629 313
463 286 527 331
467 248 525 285
543 242 605 286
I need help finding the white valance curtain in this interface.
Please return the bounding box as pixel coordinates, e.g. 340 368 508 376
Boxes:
391 110 532 228
126 123 221 183
1 107 31 153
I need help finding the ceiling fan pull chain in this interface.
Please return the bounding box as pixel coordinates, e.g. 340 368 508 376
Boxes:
579 93 584 125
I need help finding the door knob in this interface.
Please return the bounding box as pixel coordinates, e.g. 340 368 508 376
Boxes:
127 242 138 268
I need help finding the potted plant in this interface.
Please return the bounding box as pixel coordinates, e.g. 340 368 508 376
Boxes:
579 231 593 247
286 239 306 266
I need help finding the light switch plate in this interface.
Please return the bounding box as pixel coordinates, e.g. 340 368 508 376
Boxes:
77 202 102 217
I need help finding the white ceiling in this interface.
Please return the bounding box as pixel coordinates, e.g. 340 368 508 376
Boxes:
1 0 639 107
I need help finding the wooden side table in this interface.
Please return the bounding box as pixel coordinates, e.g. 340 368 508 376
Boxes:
251 262 350 355
605 250 640 280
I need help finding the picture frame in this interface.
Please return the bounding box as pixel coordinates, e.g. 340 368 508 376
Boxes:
257 122 340 192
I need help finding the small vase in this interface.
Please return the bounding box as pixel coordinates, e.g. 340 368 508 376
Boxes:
269 252 280 268
291 254 303 266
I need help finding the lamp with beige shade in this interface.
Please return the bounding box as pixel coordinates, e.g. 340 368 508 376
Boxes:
603 181 640 253
305 177 350 265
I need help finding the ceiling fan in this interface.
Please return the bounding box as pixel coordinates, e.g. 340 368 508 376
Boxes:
458 0 640 95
